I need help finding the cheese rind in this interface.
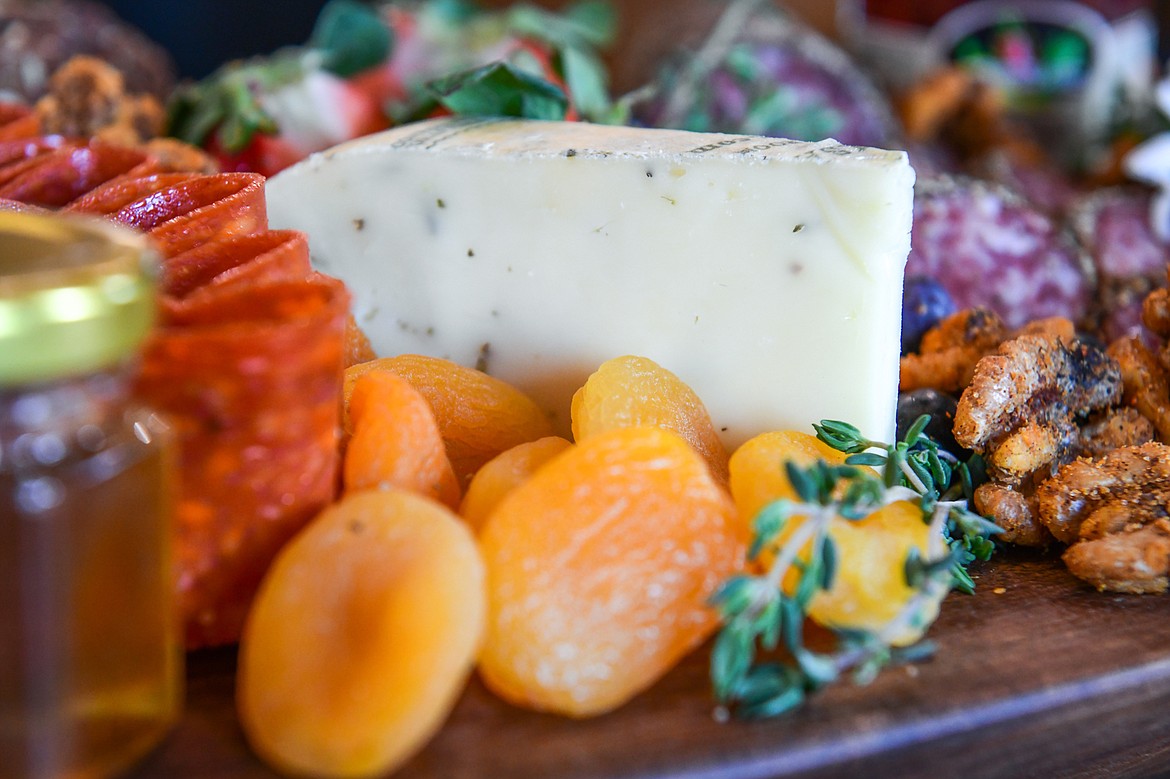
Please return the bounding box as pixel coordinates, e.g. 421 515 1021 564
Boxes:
267 118 915 447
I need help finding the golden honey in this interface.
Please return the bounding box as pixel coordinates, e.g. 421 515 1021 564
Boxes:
0 212 181 779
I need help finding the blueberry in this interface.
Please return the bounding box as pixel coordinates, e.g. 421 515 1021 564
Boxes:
901 275 956 355
896 389 966 456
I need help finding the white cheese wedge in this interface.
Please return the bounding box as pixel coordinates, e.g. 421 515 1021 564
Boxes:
267 117 915 447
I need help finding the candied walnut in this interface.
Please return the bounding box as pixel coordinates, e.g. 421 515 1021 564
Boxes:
1064 527 1170 595
1143 287 1170 337
1078 408 1156 459
35 55 165 145
142 137 219 175
955 333 1121 456
900 308 1075 394
898 67 1008 160
973 482 1052 547
1035 442 1170 543
953 332 1135 546
1107 336 1170 441
900 307 1007 393
1035 443 1170 593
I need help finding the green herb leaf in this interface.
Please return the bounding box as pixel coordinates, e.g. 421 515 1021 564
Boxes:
310 0 393 77
784 462 818 504
903 414 931 447
428 62 569 120
558 45 611 119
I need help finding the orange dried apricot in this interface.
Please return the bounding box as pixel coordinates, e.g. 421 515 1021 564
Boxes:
237 489 486 778
728 430 942 646
343 371 461 510
570 355 729 485
477 426 745 718
345 355 553 488
458 436 572 533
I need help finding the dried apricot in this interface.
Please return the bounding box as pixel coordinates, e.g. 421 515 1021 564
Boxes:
729 430 850 526
571 355 729 485
345 355 553 488
459 436 572 533
477 426 745 717
728 430 942 646
343 371 461 510
237 489 485 779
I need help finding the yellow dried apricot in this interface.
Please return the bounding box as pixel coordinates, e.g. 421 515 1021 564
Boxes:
812 500 940 646
459 436 572 533
477 426 745 718
345 355 553 488
728 430 942 646
237 489 485 779
344 371 461 510
570 355 729 485
729 431 851 525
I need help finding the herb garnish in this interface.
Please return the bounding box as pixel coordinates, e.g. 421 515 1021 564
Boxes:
709 416 998 720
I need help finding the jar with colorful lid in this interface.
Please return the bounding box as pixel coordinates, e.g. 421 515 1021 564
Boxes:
0 211 181 779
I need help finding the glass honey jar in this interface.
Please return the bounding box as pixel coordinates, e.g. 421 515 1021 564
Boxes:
0 212 181 779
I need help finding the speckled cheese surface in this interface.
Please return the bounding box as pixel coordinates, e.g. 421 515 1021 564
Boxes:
267 117 915 446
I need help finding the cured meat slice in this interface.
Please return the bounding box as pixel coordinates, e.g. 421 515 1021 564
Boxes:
160 230 312 310
906 176 1094 329
1068 188 1170 344
0 103 41 140
0 142 160 207
67 171 268 257
64 171 197 214
137 276 350 649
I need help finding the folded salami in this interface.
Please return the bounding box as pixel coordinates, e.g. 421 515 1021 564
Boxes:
0 104 41 140
67 171 268 256
0 141 160 207
160 229 312 311
137 275 350 649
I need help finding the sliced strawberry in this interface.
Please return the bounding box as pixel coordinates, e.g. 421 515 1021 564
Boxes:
208 133 303 178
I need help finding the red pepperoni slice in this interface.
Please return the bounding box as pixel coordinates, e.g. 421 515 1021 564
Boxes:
137 275 350 649
67 171 268 257
0 103 39 140
0 142 161 207
159 229 312 310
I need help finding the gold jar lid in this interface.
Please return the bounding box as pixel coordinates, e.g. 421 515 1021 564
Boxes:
0 211 157 385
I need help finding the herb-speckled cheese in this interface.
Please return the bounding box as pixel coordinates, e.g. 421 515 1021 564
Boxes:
267 117 915 446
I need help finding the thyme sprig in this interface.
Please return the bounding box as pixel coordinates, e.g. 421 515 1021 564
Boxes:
709 416 999 720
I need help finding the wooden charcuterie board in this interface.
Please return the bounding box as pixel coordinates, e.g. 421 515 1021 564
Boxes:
128 548 1170 778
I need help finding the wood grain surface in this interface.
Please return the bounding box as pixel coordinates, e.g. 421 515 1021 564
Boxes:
128 548 1170 779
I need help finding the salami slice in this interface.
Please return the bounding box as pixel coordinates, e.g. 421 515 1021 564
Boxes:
0 103 40 140
67 171 267 257
1068 187 1170 344
0 142 160 207
160 229 312 310
137 275 350 649
906 176 1094 329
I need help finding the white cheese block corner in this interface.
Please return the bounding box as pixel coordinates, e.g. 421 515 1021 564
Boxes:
267 118 915 448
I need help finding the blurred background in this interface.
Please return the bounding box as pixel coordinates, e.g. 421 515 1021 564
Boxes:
102 0 838 84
